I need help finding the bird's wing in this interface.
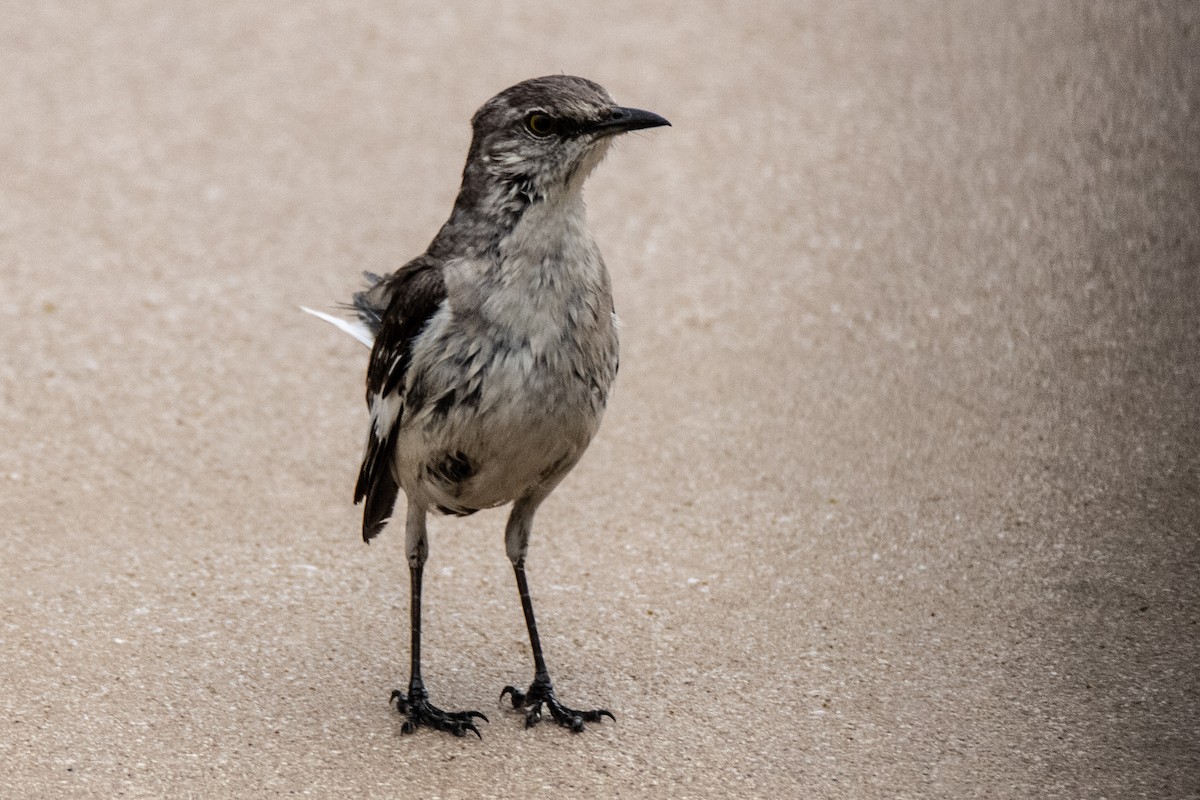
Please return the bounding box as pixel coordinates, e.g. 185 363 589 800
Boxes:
354 256 447 541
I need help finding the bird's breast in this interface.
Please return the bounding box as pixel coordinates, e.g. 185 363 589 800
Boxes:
395 226 619 512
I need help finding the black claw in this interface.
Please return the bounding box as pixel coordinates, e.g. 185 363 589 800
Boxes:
501 677 613 733
390 688 488 739
500 685 528 708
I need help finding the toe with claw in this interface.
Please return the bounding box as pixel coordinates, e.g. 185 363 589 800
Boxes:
391 683 488 739
500 675 614 733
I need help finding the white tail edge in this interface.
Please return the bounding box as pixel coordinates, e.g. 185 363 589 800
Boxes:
299 306 375 348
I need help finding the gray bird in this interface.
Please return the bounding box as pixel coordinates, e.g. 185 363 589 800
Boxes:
305 75 668 737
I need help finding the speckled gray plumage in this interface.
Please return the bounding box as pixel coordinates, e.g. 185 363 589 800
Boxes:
352 76 666 543
336 76 667 737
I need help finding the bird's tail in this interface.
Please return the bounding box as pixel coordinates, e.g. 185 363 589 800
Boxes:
350 271 391 337
300 272 390 348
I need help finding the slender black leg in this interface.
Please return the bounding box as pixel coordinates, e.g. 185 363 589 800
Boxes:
515 560 549 678
390 563 487 738
500 561 615 732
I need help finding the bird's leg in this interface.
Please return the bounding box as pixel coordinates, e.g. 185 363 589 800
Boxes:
390 503 487 738
500 498 614 733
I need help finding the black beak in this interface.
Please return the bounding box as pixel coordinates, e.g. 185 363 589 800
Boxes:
588 106 671 136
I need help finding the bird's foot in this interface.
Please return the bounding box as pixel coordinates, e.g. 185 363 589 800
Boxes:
391 683 487 739
500 674 614 733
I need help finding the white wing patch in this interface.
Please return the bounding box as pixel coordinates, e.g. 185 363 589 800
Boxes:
370 390 403 441
300 306 375 348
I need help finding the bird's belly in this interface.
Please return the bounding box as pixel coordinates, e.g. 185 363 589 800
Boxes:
395 341 611 513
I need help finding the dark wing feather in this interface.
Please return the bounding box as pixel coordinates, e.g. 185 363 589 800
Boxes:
354 256 447 541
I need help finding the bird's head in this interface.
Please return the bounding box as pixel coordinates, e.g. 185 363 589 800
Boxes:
459 75 669 215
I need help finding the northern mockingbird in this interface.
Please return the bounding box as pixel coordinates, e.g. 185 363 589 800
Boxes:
305 75 668 737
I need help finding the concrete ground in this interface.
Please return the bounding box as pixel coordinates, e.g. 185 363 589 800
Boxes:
2 2 1197 797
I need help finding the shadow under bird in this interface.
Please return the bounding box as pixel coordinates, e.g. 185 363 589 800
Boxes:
304 75 669 737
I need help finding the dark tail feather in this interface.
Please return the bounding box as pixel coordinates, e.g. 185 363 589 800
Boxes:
356 465 399 543
354 422 400 543
350 271 390 340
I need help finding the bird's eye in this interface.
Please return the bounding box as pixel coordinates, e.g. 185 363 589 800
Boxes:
526 113 557 137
